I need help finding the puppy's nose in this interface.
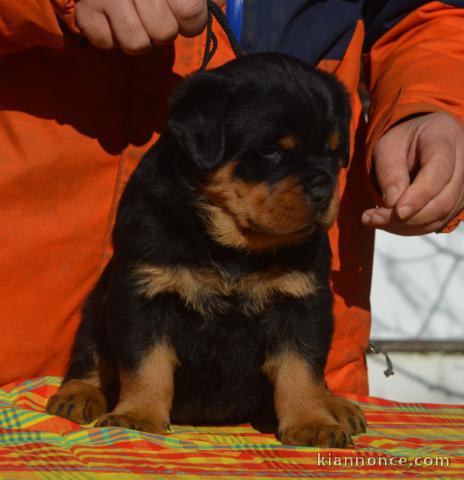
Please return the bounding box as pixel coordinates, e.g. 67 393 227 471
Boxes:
308 186 331 205
304 175 333 206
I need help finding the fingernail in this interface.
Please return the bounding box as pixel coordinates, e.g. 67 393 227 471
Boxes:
371 212 384 224
397 205 412 219
361 211 372 224
384 186 399 207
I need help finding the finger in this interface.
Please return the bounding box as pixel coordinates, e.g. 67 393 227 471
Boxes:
363 170 463 233
395 162 464 228
167 0 208 37
362 207 394 227
362 207 447 235
105 0 152 54
75 6 115 49
373 136 410 208
396 138 455 219
134 0 179 44
361 208 375 225
379 219 446 236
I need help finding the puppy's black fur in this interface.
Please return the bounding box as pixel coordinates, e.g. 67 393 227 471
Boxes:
47 53 366 447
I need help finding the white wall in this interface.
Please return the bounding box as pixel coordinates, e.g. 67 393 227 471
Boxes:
371 226 464 340
368 353 464 404
368 225 464 403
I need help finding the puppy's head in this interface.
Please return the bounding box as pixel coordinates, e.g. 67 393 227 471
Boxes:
168 53 351 252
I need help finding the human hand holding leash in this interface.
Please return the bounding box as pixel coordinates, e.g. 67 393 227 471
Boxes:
75 0 225 53
362 112 464 235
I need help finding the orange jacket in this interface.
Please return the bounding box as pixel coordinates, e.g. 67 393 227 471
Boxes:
0 1 463 391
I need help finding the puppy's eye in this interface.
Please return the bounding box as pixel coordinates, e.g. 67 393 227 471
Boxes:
258 146 285 164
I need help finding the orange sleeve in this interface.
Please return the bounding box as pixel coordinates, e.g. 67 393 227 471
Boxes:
0 0 80 55
365 1 464 232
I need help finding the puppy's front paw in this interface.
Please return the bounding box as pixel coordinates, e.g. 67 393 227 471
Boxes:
278 423 353 448
46 381 107 424
95 413 168 434
324 394 366 435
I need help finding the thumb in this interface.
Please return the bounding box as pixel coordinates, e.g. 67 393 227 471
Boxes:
373 131 410 208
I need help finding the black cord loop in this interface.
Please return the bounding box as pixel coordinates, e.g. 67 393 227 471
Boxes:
368 342 395 378
200 0 245 71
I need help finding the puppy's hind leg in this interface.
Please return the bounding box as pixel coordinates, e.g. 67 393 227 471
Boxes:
46 265 116 424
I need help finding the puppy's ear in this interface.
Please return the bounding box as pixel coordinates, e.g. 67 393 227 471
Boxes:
323 71 352 168
334 83 351 168
168 74 229 170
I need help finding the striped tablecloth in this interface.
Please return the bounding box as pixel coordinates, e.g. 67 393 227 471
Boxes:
0 377 463 479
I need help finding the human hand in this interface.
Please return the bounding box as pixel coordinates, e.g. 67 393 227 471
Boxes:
75 0 225 54
362 112 464 235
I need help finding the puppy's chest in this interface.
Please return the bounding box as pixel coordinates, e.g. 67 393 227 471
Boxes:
134 263 318 317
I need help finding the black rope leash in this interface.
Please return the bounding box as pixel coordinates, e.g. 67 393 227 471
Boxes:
200 0 245 71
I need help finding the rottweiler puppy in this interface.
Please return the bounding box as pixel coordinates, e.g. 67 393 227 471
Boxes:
46 52 366 447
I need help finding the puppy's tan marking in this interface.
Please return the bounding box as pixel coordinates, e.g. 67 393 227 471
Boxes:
262 350 355 447
317 182 339 230
96 341 179 434
200 202 313 251
134 264 317 316
134 265 227 316
242 269 318 314
278 134 298 150
328 130 340 151
200 162 314 251
262 351 334 431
